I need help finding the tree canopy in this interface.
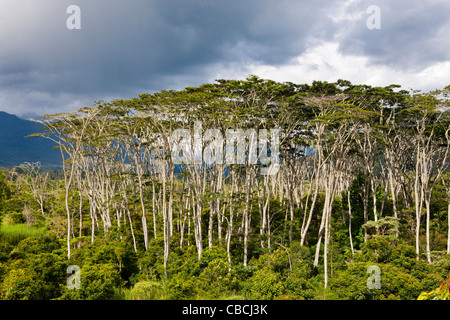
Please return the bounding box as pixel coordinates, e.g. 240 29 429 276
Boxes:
0 76 449 300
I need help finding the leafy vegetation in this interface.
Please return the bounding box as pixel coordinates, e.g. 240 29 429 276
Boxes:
0 223 46 244
0 76 449 300
418 277 450 300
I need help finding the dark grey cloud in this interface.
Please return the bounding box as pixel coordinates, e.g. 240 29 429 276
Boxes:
1 0 448 117
0 0 343 117
335 0 450 71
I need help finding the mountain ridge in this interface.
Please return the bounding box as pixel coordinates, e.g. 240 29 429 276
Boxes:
0 111 61 167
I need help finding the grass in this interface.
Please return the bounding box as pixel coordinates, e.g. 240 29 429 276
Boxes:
0 223 47 244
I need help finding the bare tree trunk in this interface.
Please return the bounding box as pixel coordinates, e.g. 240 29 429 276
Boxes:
347 185 354 256
65 184 72 259
424 195 432 263
371 179 378 223
388 169 399 236
323 201 331 289
226 173 235 270
78 189 83 248
162 161 170 280
127 205 137 252
243 170 252 267
194 191 203 260
208 200 214 249
137 173 149 251
168 163 174 239
414 150 422 259
443 177 450 255
288 189 295 244
314 182 330 267
152 181 157 239
362 182 370 242
300 171 320 246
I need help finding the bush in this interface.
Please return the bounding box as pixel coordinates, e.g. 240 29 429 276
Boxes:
59 263 123 300
327 262 376 300
9 233 62 258
197 257 236 298
69 237 138 284
127 280 166 300
282 274 317 300
0 268 45 300
418 277 450 300
432 254 450 278
1 199 23 216
0 242 13 263
165 245 201 279
8 211 26 224
243 267 284 299
1 251 68 300
200 246 228 267
165 273 198 300
327 262 423 300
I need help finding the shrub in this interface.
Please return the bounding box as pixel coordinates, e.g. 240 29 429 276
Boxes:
283 274 317 300
243 267 284 300
59 263 123 300
165 273 198 300
127 280 166 300
327 262 423 300
197 257 237 298
8 233 61 258
200 246 228 269
2 199 23 216
0 268 45 300
1 251 68 300
418 277 450 300
69 237 138 283
432 254 450 278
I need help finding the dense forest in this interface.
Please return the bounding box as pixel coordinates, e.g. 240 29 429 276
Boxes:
0 76 450 300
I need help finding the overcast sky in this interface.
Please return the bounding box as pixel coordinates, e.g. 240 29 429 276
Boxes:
1 0 449 118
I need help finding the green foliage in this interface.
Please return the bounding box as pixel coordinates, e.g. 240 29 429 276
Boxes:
356 235 417 264
0 223 47 244
126 280 166 300
197 257 237 298
168 245 201 279
432 254 450 278
327 262 423 300
0 170 11 214
282 274 317 300
0 234 67 299
3 254 67 299
418 277 450 300
0 268 45 300
8 233 62 258
6 211 26 224
1 199 24 216
165 273 198 300
230 263 258 287
69 234 138 284
59 263 123 300
362 217 399 237
1 79 450 300
242 267 284 299
199 246 228 268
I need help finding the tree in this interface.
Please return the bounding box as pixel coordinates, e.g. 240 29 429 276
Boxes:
17 162 49 218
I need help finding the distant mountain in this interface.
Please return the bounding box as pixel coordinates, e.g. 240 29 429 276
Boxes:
0 111 61 167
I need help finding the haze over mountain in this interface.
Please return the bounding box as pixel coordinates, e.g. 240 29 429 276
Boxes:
0 111 61 167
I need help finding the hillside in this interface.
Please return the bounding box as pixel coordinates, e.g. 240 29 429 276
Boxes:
0 111 61 167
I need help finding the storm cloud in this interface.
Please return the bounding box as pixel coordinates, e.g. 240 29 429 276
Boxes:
335 0 450 70
0 0 448 117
